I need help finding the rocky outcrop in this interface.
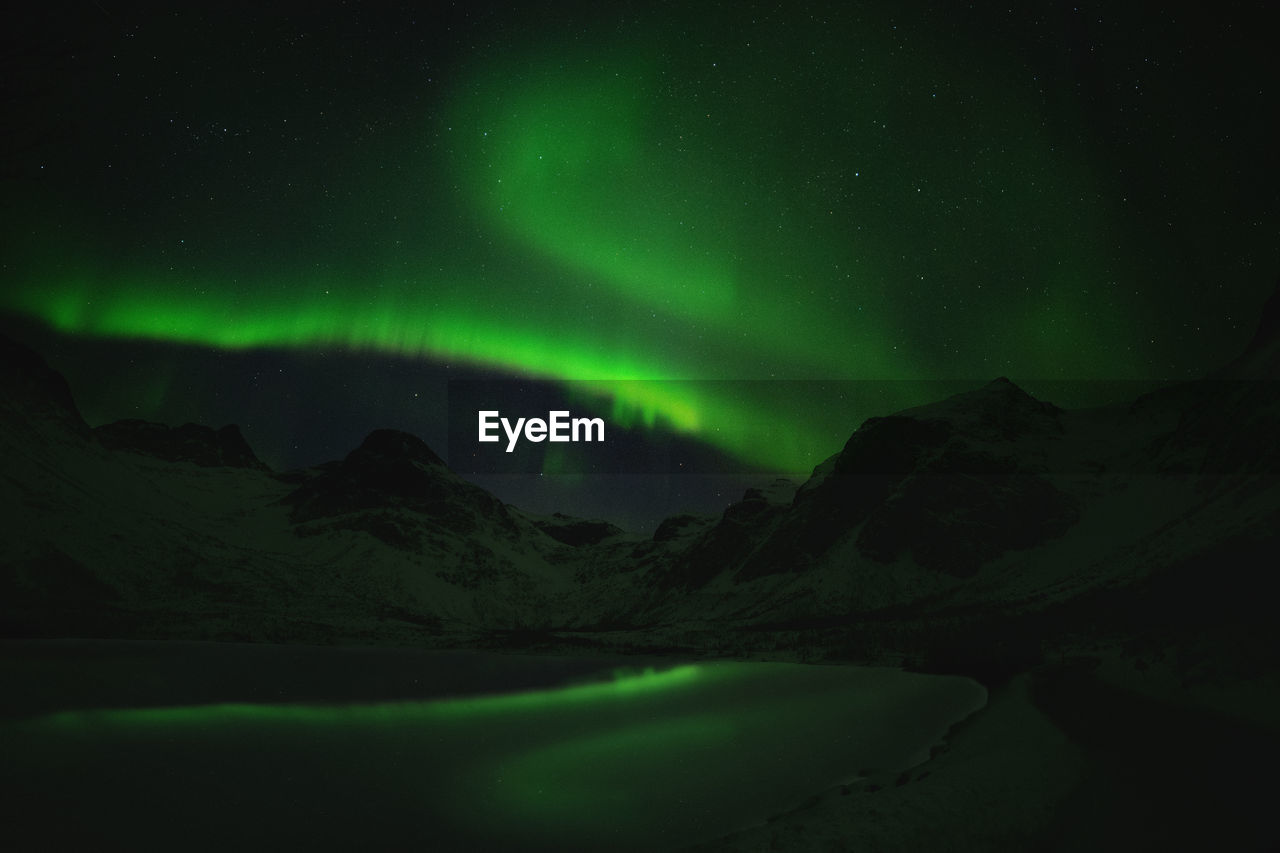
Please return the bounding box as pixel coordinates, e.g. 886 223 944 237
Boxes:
532 513 626 547
851 445 1078 577
720 378 1076 584
661 486 794 589
652 513 713 542
282 428 518 544
95 420 268 469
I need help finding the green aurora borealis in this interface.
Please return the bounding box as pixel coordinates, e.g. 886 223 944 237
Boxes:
2 2 1275 475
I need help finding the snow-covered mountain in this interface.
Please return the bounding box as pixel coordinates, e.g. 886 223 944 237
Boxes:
1 284 1276 675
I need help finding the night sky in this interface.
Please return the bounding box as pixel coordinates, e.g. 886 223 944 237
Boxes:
2 1 1276 528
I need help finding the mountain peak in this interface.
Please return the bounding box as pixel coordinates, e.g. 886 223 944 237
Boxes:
884 375 1062 444
353 429 447 468
0 334 90 438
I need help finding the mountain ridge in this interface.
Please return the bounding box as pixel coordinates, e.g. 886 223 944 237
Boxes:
0 281 1277 674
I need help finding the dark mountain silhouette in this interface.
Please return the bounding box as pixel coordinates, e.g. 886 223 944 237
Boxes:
282 427 512 535
95 420 267 470
0 333 90 438
1 276 1277 651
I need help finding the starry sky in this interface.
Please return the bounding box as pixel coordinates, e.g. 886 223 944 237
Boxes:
2 1 1276 528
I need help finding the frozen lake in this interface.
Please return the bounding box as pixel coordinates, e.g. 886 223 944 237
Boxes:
0 641 985 850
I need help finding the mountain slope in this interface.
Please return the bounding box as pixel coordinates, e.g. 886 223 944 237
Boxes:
1 280 1276 659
